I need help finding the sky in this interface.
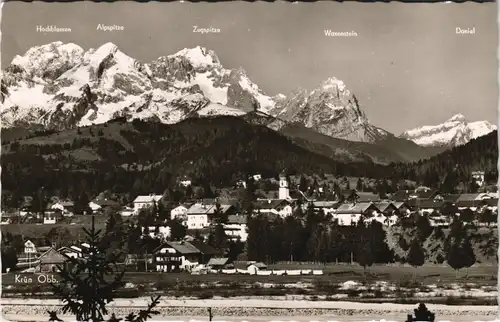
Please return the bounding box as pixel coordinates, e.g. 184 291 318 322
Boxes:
1 2 497 134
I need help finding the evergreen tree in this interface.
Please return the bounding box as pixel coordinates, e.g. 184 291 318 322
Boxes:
1 244 18 273
48 216 161 321
355 221 374 275
415 214 433 241
299 175 308 191
168 218 187 241
446 220 476 278
407 238 425 279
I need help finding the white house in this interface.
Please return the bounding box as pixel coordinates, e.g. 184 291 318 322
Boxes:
43 211 58 224
153 241 202 272
171 205 189 222
223 214 248 242
179 179 192 187
24 240 37 254
471 171 485 187
185 203 234 229
254 199 293 218
133 194 163 214
186 203 212 229
142 226 171 239
333 213 361 226
247 262 267 275
58 246 83 258
50 201 74 216
88 201 102 212
311 201 338 216
119 206 135 217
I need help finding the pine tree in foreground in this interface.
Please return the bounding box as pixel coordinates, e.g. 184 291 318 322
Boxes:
48 216 161 322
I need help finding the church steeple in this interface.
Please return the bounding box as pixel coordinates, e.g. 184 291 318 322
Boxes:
278 170 290 200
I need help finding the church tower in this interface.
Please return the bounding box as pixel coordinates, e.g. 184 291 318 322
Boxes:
278 171 290 200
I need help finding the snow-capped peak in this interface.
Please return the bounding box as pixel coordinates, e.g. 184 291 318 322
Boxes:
446 113 466 123
267 77 385 143
320 77 347 92
400 114 496 147
171 46 221 68
10 41 84 78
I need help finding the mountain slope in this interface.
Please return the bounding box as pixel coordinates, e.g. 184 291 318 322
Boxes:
279 123 445 164
241 111 444 164
400 114 496 148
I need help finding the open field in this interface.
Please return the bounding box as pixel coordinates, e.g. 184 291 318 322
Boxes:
3 264 497 306
3 264 497 286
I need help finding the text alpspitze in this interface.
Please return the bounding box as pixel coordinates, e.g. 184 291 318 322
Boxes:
97 24 125 32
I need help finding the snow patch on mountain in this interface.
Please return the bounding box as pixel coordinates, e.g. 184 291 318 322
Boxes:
171 46 221 68
400 114 496 147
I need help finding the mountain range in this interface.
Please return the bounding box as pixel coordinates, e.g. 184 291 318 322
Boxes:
400 113 496 148
1 42 495 164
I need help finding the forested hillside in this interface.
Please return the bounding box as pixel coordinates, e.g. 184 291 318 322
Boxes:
391 131 498 192
1 116 389 198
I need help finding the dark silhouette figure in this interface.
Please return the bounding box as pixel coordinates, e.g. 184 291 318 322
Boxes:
405 303 435 322
48 311 63 322
208 307 213 321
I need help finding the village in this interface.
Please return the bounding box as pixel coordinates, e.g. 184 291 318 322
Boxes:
1 170 498 277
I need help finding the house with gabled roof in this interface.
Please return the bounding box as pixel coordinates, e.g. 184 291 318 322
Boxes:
439 194 461 203
310 201 340 216
89 198 120 214
132 194 163 214
223 214 248 241
391 201 411 217
390 190 412 202
373 201 397 215
58 246 83 259
455 193 486 211
152 240 215 272
171 204 190 223
207 257 230 270
254 199 294 218
408 187 439 200
414 200 444 215
333 202 379 226
50 200 74 216
185 202 235 229
36 247 68 273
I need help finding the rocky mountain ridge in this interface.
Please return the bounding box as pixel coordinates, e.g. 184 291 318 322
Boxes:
400 113 497 147
1 41 389 143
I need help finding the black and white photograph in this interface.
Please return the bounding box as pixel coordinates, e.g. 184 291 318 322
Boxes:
0 2 498 322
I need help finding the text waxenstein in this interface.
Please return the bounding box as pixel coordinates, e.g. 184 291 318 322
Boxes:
193 26 221 34
324 30 358 37
36 25 72 33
